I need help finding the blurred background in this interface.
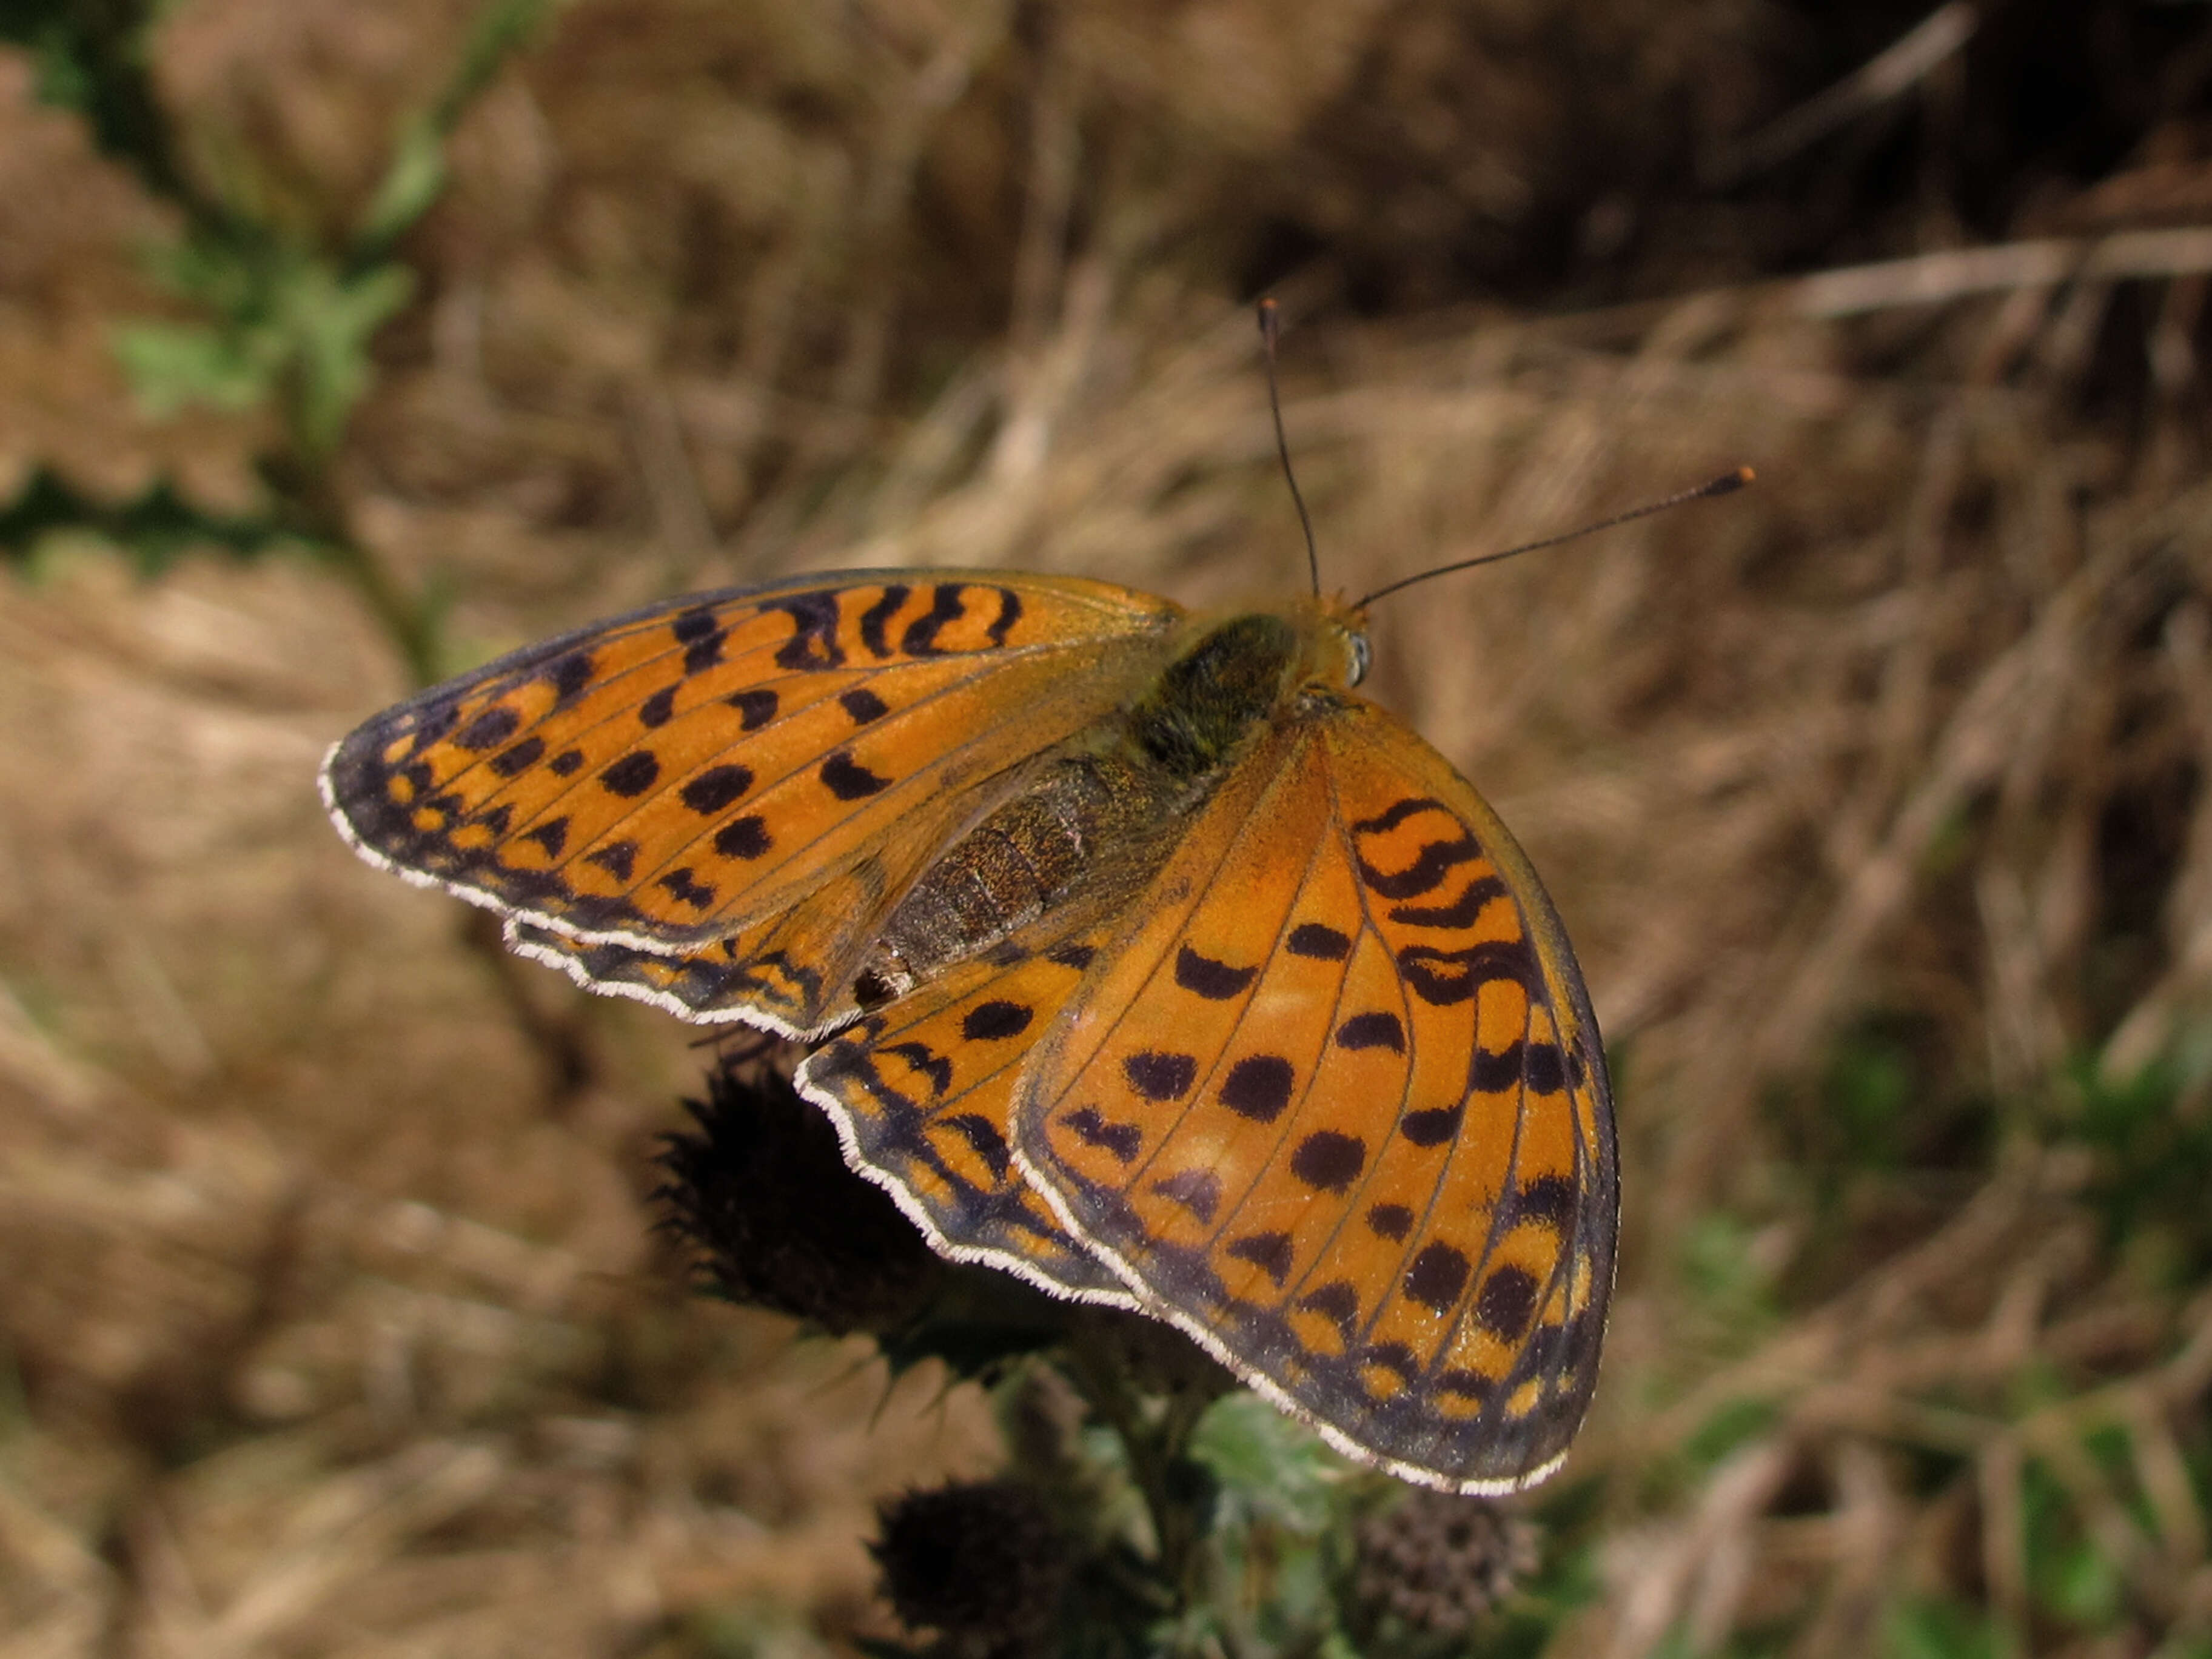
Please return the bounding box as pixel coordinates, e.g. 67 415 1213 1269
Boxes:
4 0 2212 1653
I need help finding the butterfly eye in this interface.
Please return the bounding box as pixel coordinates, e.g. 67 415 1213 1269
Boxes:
1347 632 1372 686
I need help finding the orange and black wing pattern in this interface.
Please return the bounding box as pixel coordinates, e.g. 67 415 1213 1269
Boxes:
322 572 1181 1034
1013 694 1617 1492
793 911 1144 1307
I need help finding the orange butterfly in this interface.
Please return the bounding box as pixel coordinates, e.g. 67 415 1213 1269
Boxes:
323 563 1617 1493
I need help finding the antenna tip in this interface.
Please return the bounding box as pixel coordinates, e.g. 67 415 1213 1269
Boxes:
1708 465 1755 495
1257 297 1281 345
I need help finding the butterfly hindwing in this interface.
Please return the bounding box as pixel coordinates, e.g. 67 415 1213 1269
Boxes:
794 916 1141 1307
323 571 1182 1034
1013 693 1617 1493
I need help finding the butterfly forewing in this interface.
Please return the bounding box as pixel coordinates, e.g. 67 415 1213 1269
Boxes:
323 572 1182 1033
1013 694 1617 1493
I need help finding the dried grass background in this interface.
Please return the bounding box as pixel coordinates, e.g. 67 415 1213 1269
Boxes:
4 0 2212 1653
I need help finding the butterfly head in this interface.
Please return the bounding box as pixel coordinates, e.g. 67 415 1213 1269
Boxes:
1304 592 1373 689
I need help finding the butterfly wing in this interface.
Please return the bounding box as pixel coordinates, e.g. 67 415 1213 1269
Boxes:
323 572 1183 1035
1012 692 1617 1492
793 911 1143 1307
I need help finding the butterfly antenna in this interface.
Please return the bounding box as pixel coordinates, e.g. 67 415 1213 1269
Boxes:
1258 299 1323 598
1354 466 1755 609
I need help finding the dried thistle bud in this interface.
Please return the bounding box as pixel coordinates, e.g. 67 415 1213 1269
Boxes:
871 1479 1070 1656
655 1050 942 1335
1353 1490 1540 1638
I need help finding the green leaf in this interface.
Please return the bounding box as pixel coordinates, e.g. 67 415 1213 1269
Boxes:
1189 1392 1342 1536
358 119 449 250
285 261 415 452
112 320 280 415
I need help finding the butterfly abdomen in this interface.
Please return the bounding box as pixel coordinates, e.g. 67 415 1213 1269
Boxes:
869 754 1172 993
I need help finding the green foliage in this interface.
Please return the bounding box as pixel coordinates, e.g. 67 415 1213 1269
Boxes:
0 468 281 567
2019 1451 2123 1632
2062 1050 2212 1277
117 240 415 453
0 0 559 683
358 0 560 255
1882 1597 2007 1659
1801 1010 1993 1184
1182 1393 1346 1651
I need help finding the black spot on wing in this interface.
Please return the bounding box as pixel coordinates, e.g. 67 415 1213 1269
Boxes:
1225 1230 1294 1287
1286 922 1352 960
1174 944 1258 1000
820 751 890 800
1472 1041 1527 1091
1475 1266 1539 1340
839 688 889 725
728 689 777 729
454 706 519 750
549 748 585 777
1401 1104 1463 1146
1507 1173 1577 1228
586 840 638 882
680 765 752 814
1297 1281 1360 1335
883 1041 952 1096
659 867 716 910
942 1112 1011 1182
600 751 660 797
1065 1107 1142 1163
1336 1011 1404 1051
960 1000 1033 1041
638 686 677 728
1124 1051 1196 1101
1218 1055 1295 1122
1350 796 1444 836
714 816 771 859
671 608 720 645
1289 1130 1366 1193
489 737 544 777
682 631 726 674
1404 1242 1471 1311
1436 1369 1493 1403
1360 1342 1418 1382
1366 1203 1413 1240
546 652 595 702
522 817 568 857
766 592 845 671
1525 1043 1569 1094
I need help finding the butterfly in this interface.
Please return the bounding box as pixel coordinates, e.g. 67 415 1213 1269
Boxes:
321 566 1618 1493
